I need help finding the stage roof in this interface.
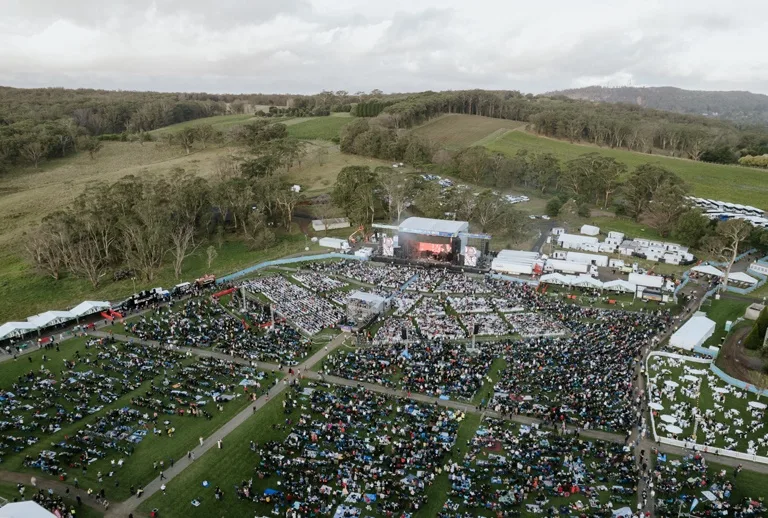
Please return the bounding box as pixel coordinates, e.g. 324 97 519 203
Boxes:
398 217 469 237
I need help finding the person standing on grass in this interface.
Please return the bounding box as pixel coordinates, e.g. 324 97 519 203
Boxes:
199 436 204 447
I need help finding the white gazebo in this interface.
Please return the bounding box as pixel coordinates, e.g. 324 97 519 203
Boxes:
729 272 758 285
603 279 637 293
571 275 603 289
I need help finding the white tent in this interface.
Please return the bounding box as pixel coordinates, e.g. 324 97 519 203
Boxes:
669 315 716 351
604 279 637 293
691 264 724 277
0 321 38 340
0 501 56 518
628 273 664 288
729 271 758 285
539 273 571 285
70 300 111 317
580 224 600 236
572 275 603 289
26 311 74 329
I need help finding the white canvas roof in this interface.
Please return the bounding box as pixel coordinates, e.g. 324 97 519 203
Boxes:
539 273 570 285
669 315 716 350
558 233 599 245
603 280 637 293
348 291 387 304
70 300 110 317
399 217 469 235
27 311 74 328
628 273 664 288
0 501 56 518
0 321 38 340
692 264 724 277
571 275 603 288
580 224 600 236
729 271 758 284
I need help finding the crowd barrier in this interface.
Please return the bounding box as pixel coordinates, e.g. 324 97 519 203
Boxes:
645 350 768 464
217 253 364 283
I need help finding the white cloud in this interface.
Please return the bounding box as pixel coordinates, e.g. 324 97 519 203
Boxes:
0 0 766 94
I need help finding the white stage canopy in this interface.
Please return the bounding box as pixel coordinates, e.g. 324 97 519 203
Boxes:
669 315 716 351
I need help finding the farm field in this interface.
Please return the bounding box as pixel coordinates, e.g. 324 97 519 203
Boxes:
411 114 525 150
285 113 353 140
148 114 265 135
485 130 768 208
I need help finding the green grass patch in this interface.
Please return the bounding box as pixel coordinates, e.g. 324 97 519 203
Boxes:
703 299 751 348
472 358 507 406
485 130 768 207
285 116 354 140
411 114 525 150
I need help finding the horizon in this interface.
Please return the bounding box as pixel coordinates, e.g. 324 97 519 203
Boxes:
2 0 767 96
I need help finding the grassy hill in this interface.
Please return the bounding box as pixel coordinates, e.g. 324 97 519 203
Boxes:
285 113 353 140
411 114 525 150
484 130 768 207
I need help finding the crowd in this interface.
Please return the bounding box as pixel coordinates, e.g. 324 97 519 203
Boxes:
240 383 463 517
461 313 511 336
435 273 491 294
653 451 765 517
307 260 417 289
243 276 343 336
447 296 494 314
439 417 638 517
505 312 568 337
292 271 348 293
7 484 84 518
491 308 668 433
126 298 312 365
323 339 494 401
18 337 266 482
372 317 419 345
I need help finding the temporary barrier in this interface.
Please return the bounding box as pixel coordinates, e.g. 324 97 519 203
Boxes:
217 253 365 284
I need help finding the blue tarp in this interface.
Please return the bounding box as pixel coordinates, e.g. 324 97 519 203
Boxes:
264 488 281 496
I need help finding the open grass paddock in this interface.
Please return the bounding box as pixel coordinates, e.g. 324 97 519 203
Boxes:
484 130 768 208
411 114 525 150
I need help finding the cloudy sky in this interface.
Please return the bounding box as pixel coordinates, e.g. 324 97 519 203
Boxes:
2 0 767 95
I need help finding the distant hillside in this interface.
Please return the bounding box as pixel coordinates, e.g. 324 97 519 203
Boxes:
550 86 768 126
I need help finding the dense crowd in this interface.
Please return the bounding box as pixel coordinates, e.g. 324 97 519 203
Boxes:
240 383 463 517
126 298 312 365
307 260 417 289
242 276 343 335
491 308 669 433
439 418 638 517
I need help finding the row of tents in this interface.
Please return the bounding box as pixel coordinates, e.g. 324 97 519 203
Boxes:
0 300 111 341
539 273 637 292
690 264 759 285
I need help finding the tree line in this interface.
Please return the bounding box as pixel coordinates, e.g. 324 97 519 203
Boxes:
25 121 306 286
331 165 528 242
371 90 768 164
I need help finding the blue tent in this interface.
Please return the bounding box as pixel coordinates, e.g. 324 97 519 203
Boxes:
264 488 281 496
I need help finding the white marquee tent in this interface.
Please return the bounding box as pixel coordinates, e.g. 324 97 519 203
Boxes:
691 264 724 277
571 275 603 289
669 315 716 351
539 273 572 285
603 279 637 293
729 271 758 285
0 300 112 341
0 501 56 518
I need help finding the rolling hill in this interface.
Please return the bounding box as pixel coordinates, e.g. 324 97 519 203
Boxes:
550 86 768 126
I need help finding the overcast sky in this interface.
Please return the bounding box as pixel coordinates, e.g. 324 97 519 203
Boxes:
2 0 767 95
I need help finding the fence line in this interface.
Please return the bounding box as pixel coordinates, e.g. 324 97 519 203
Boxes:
489 273 539 286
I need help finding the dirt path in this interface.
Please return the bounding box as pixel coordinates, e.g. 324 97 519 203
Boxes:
716 324 764 381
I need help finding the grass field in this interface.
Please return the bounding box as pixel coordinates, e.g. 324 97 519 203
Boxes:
411 114 525 150
285 113 353 140
148 114 264 135
484 130 768 208
702 298 751 347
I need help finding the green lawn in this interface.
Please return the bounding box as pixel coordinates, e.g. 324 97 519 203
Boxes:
0 234 314 323
0 336 279 501
703 299 751 348
138 389 290 518
286 115 354 140
485 131 768 207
